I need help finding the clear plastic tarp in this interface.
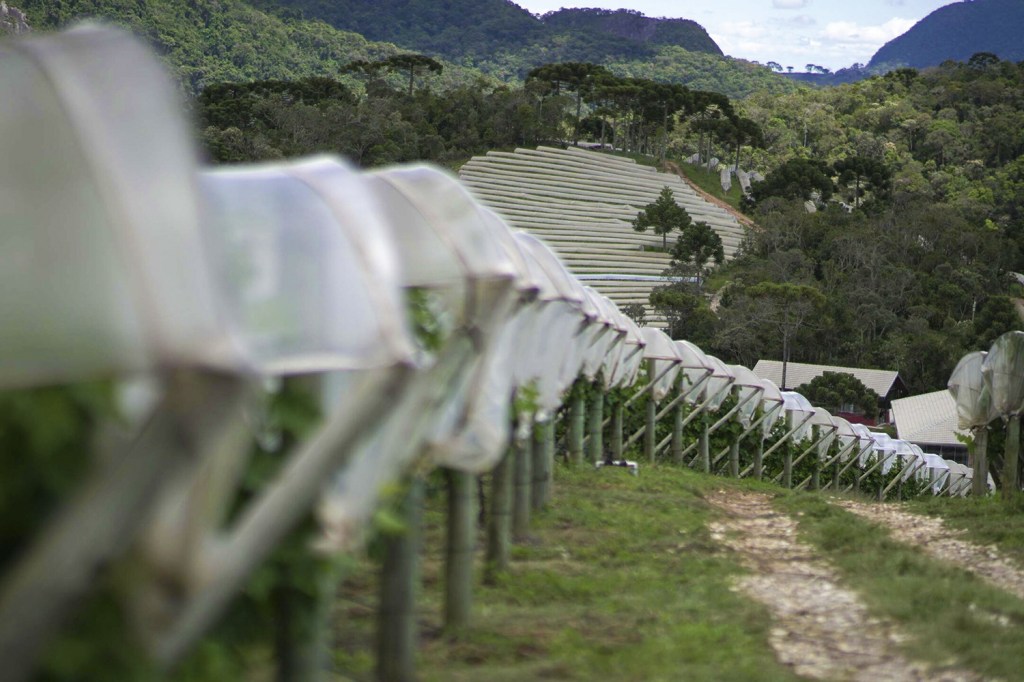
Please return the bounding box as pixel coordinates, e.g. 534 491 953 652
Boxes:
199 159 414 375
728 364 765 427
0 25 232 387
870 432 899 474
982 331 1024 417
948 351 996 429
810 407 837 456
781 391 815 442
702 356 736 411
641 327 684 402
758 379 785 438
677 341 715 403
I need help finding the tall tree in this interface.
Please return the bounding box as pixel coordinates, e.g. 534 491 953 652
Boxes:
671 221 724 292
632 186 692 249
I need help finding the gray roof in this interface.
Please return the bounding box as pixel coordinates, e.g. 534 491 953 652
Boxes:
891 390 967 448
751 360 902 397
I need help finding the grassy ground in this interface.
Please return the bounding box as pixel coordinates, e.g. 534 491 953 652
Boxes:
776 491 1024 681
331 466 801 682
671 163 747 213
908 493 1024 565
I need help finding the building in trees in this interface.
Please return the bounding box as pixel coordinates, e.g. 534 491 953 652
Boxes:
752 360 907 425
890 390 968 461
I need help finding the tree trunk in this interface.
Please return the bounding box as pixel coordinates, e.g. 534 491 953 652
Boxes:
644 396 656 462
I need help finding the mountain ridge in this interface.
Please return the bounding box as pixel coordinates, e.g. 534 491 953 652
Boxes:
868 0 1024 70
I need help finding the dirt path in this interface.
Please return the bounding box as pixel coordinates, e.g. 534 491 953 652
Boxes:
835 499 1024 602
707 490 980 681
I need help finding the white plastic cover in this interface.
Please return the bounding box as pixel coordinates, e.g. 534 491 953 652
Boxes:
948 351 997 429
758 379 786 439
781 391 815 442
728 364 765 427
810 408 838 456
923 453 950 494
368 165 518 328
851 423 878 466
0 25 232 387
870 433 899 474
703 356 736 411
199 159 415 374
641 328 685 402
579 289 621 381
982 331 1024 417
677 341 715 403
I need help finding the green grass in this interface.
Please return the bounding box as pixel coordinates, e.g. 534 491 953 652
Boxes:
331 466 800 682
673 163 747 213
775 491 1024 681
908 493 1024 565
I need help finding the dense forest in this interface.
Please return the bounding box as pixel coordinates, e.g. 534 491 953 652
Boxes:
14 0 794 98
657 58 1024 393
249 1 722 61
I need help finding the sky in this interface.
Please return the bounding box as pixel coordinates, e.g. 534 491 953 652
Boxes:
514 0 958 71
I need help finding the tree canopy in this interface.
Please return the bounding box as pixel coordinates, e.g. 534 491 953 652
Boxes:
632 187 692 249
795 371 880 418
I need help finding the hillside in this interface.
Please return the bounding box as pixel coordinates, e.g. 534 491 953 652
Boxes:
249 1 722 62
12 0 494 92
869 0 1024 71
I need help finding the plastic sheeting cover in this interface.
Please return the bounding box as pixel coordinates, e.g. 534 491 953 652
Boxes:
728 364 764 427
641 327 684 402
758 379 785 438
0 25 231 386
781 391 815 442
948 351 996 429
199 159 415 374
703 355 736 411
982 331 1024 417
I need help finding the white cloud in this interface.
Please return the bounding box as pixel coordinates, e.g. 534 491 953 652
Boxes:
772 0 809 9
822 17 915 45
719 20 768 40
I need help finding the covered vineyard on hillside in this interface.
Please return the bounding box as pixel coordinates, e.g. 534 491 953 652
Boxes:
459 146 745 325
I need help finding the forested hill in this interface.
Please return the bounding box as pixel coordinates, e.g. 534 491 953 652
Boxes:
12 0 494 92
248 1 723 62
868 0 1024 71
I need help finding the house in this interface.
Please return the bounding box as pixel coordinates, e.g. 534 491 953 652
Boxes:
751 360 907 425
890 390 968 462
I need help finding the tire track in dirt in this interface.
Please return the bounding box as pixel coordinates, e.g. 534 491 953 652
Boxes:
706 490 981 681
835 499 1024 602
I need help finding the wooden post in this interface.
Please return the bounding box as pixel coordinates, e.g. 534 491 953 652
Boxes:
512 434 532 541
783 441 793 489
543 419 555 505
810 429 821 490
569 390 586 465
444 469 476 634
485 447 511 583
1003 414 1020 499
729 439 740 478
699 422 710 474
272 563 332 682
531 420 551 511
972 426 989 497
753 437 764 481
644 397 656 462
377 476 423 682
587 389 604 464
672 401 684 465
611 400 624 461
